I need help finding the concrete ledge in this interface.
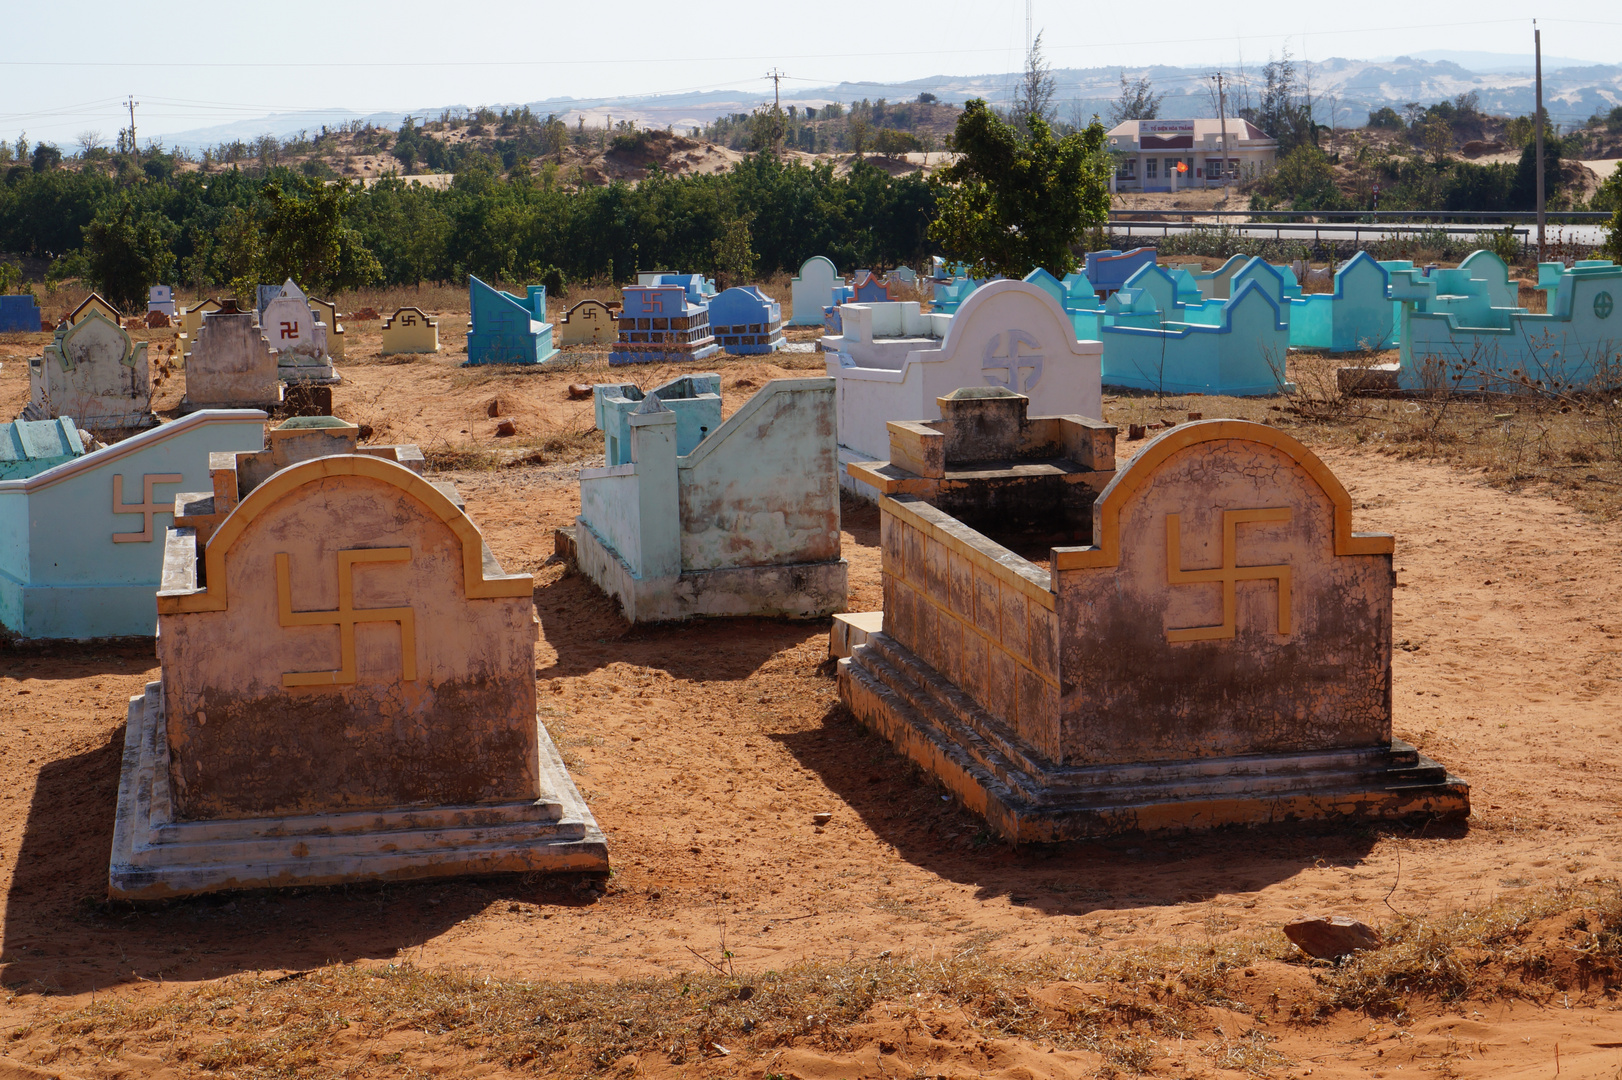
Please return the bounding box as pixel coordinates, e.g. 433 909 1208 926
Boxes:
1338 363 1401 395
109 683 608 899
829 611 883 658
572 517 846 622
839 633 1470 843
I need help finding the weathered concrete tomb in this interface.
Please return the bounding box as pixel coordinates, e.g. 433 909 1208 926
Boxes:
24 311 155 429
557 298 619 346
0 417 86 481
609 284 718 365
380 306 441 355
263 279 339 385
560 377 846 621
110 418 606 898
0 294 43 332
0 410 266 640
838 405 1469 841
181 299 282 413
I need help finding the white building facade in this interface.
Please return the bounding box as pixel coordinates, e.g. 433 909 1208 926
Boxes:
1106 119 1277 192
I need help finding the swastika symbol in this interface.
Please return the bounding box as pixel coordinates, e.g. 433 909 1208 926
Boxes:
981 329 1045 393
1595 292 1614 320
279 320 298 339
277 548 417 687
1164 508 1293 643
112 473 184 543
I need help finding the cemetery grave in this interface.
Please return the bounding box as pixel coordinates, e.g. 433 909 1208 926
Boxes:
262 279 340 385
379 305 441 354
179 298 282 412
559 375 846 620
608 283 719 365
23 311 157 429
0 271 1619 1074
112 417 605 897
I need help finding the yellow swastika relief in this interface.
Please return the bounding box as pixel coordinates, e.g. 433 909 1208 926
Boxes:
112 473 184 543
1165 508 1292 642
276 548 418 687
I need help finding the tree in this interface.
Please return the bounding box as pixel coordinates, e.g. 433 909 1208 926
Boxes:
873 129 922 159
927 99 1111 278
1242 50 1315 153
1599 164 1622 262
1367 106 1403 129
30 143 62 173
1108 72 1165 126
259 174 382 294
1422 117 1453 164
710 214 756 288
1254 145 1342 211
1012 31 1057 130
917 92 938 105
847 113 871 159
82 198 177 311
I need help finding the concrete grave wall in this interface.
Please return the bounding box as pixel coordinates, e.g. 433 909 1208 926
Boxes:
148 286 176 316
68 294 120 325
465 276 559 366
0 295 43 332
111 453 606 896
1399 258 1622 391
380 306 441 354
1099 280 1291 396
1287 252 1397 353
558 299 617 346
708 286 785 354
182 307 280 411
1085 248 1156 296
1052 422 1394 765
572 377 846 621
307 296 345 359
0 410 266 639
836 418 1468 841
829 280 1103 485
26 312 154 428
789 256 839 325
156 461 538 819
0 418 84 480
594 373 721 466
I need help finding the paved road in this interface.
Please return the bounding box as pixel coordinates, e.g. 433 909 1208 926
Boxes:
1109 221 1607 248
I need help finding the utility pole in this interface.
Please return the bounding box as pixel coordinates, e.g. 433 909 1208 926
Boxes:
1534 22 1545 262
766 68 786 154
125 94 139 158
1215 72 1230 200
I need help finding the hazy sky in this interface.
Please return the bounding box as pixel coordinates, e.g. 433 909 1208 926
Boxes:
2 0 1615 146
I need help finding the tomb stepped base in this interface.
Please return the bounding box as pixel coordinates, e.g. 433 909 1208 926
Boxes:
110 683 609 899
839 632 1469 843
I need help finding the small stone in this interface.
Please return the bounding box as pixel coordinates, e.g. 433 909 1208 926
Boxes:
736 985 754 1000
494 417 517 437
1186 411 1203 421
1128 423 1147 440
568 383 593 400
1283 915 1382 960
813 812 832 826
486 398 501 418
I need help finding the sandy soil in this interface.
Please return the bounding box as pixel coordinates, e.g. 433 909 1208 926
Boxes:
1 319 1621 1074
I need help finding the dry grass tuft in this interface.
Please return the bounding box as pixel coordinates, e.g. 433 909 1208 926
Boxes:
35 884 1622 1077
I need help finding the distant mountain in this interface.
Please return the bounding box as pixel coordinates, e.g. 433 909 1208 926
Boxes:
152 55 1622 150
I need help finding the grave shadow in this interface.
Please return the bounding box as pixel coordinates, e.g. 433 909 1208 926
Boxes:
531 491 878 684
533 571 825 683
0 724 598 995
772 704 1449 919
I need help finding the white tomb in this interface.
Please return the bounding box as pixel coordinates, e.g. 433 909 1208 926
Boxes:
827 280 1103 496
790 256 839 326
147 285 176 317
262 279 337 384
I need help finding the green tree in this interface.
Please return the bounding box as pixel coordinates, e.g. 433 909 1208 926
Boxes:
927 99 1111 278
710 214 756 288
259 174 381 293
81 198 177 311
1108 72 1165 126
1598 164 1622 262
1255 145 1343 211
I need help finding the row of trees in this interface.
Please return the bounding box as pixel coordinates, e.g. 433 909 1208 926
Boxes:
0 151 944 307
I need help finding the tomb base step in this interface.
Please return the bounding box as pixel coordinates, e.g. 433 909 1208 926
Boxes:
855 632 1448 807
109 684 608 899
839 636 1469 843
570 517 847 622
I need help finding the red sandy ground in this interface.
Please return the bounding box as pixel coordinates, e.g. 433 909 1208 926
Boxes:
0 314 1620 1075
